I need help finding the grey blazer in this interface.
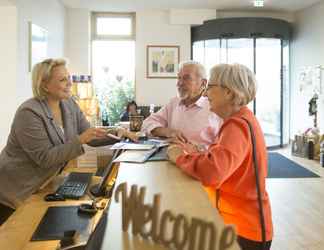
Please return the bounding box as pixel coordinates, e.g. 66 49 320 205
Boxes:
0 98 90 209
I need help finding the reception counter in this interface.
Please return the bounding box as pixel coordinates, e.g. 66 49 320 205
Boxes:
100 160 240 250
0 158 240 250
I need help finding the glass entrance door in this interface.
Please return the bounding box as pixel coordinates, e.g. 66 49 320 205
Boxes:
223 38 255 112
255 38 282 147
193 37 287 147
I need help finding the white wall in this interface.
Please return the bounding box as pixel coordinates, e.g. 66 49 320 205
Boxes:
66 9 90 75
0 0 66 150
135 10 191 106
290 1 324 136
66 9 297 106
0 6 17 149
137 10 216 105
0 0 12 6
15 0 66 105
65 9 215 106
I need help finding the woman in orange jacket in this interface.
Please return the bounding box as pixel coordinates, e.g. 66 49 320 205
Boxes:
167 63 273 250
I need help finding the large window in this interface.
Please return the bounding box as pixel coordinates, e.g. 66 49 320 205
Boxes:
91 12 135 125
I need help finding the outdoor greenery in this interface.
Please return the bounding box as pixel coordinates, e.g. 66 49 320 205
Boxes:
96 76 135 125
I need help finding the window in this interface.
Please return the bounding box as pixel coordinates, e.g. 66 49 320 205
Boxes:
92 12 135 40
91 12 136 125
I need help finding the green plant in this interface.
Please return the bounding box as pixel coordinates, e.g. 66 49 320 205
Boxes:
96 78 135 125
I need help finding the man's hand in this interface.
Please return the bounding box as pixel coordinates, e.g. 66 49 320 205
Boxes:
166 129 188 143
151 127 188 143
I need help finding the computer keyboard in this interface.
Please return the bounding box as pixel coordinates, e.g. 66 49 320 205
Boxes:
55 172 93 199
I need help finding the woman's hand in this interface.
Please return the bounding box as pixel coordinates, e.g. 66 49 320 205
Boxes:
170 140 203 154
167 144 185 164
79 127 107 144
182 142 200 154
116 127 139 142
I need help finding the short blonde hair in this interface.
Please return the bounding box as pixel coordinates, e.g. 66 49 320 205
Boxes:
32 58 67 99
209 63 257 106
179 60 207 80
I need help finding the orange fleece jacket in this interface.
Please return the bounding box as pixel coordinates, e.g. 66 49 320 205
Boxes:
176 107 273 241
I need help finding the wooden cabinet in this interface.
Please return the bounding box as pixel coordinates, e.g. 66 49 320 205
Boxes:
71 75 100 125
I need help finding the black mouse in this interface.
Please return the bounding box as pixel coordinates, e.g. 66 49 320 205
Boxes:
44 193 66 202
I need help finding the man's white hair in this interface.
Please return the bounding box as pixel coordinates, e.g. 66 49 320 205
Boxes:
179 60 207 79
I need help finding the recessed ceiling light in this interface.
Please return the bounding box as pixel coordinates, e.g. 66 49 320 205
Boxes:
254 0 264 7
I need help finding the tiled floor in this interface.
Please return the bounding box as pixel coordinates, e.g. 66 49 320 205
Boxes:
267 148 324 250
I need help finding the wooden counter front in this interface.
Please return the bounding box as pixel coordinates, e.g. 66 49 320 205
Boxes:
100 161 240 250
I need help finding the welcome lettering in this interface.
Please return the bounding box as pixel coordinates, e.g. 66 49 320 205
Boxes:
115 182 236 250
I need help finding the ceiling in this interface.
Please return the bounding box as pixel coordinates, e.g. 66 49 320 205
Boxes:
0 0 14 6
61 0 323 12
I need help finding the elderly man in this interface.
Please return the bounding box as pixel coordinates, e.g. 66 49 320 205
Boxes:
142 61 222 147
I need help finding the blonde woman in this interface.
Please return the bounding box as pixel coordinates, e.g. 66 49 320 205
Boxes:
0 58 132 225
168 64 273 250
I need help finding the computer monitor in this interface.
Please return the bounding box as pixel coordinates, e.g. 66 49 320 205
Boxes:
89 149 122 197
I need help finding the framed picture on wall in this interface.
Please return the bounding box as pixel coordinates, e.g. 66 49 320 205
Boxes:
28 22 48 72
147 45 180 78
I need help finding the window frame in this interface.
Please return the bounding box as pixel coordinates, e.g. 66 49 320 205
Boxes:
91 12 136 41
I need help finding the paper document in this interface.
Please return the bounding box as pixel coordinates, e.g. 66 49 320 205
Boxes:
110 142 155 150
110 139 169 150
113 148 158 163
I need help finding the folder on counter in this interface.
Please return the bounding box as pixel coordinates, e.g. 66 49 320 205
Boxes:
113 148 158 163
147 146 168 161
110 138 169 151
113 143 168 163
